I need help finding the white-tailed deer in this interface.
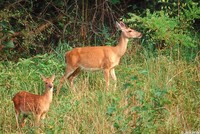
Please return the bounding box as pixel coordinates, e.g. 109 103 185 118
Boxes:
56 21 142 94
12 74 55 128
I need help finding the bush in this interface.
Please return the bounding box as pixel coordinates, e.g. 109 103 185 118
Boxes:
127 10 198 49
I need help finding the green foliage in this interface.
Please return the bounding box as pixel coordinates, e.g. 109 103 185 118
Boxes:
110 0 121 5
0 12 16 58
182 1 200 21
127 9 197 49
124 1 200 61
0 45 199 133
0 0 128 61
3 40 15 48
0 0 199 61
0 8 53 61
0 0 199 133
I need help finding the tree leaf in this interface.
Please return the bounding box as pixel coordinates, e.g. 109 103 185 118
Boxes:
4 40 15 48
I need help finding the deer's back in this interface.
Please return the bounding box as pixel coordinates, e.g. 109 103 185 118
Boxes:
12 91 47 114
65 46 120 69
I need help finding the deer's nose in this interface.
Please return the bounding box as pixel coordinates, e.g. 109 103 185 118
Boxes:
48 84 53 89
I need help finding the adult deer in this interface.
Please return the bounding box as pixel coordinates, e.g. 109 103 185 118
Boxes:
12 74 55 128
56 21 142 94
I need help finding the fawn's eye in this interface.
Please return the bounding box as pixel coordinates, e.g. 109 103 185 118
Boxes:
45 82 48 84
128 30 132 32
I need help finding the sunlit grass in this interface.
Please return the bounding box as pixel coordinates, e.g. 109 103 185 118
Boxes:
0 45 199 133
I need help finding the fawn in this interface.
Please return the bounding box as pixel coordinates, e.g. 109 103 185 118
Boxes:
12 74 55 128
56 21 142 94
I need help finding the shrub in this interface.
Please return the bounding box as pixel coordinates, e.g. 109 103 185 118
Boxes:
127 10 197 49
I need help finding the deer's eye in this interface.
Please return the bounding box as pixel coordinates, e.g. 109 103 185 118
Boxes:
128 30 132 32
46 82 48 85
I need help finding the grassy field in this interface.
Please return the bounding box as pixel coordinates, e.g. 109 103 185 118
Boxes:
0 43 199 134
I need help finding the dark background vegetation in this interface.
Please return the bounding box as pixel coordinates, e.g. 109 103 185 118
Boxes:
0 0 199 61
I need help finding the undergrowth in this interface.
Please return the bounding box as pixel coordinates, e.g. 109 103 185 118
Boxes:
0 42 199 134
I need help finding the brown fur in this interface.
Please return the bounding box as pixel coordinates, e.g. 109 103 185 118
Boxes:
57 21 142 94
12 74 55 128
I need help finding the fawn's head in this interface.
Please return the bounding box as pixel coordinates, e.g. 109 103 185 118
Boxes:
41 74 55 90
116 21 142 39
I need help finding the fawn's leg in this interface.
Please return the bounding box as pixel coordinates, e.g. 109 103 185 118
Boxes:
14 109 20 128
40 112 46 120
40 112 47 128
35 114 41 127
21 114 28 128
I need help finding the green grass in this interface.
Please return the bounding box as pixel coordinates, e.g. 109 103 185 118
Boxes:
0 44 199 134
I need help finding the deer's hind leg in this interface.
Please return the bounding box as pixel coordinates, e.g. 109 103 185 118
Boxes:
57 66 79 95
68 67 81 87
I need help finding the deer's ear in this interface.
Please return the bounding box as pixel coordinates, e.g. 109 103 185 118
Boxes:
51 74 55 81
116 21 126 30
119 21 126 28
116 21 122 30
40 74 46 81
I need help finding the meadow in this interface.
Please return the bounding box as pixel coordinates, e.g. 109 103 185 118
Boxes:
0 41 199 134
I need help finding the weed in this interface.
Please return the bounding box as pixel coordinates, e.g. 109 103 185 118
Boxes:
0 44 199 133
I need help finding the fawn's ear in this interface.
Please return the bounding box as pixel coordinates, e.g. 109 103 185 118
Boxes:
51 74 55 81
116 21 126 30
40 74 46 81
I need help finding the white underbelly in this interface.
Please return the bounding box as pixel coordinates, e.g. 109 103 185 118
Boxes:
80 66 102 71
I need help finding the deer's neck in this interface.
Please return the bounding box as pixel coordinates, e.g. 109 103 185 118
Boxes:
115 34 129 57
42 88 53 103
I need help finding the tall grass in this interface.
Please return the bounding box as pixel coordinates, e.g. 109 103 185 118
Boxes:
0 42 199 133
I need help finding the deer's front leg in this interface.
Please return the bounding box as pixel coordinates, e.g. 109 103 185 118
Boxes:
110 68 117 81
110 68 117 90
